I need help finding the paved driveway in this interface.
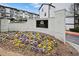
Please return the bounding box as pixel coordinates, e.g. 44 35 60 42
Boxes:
66 34 79 45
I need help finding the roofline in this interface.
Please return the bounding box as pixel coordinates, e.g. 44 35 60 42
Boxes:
0 5 18 10
28 12 39 16
39 3 55 10
0 5 39 16
23 10 39 15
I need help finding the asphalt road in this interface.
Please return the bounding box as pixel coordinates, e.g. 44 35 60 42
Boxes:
66 34 79 45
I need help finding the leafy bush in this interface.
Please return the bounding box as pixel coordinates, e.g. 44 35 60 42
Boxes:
70 27 79 32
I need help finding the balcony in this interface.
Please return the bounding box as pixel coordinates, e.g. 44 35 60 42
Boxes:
0 10 5 13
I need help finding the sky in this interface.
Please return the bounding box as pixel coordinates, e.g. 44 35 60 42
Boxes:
0 3 41 14
0 3 72 14
52 3 72 11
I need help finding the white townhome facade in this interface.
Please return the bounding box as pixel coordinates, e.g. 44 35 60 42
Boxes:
39 3 55 18
23 11 29 19
5 7 11 19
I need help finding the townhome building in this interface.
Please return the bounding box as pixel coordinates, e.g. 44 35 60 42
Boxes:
0 5 6 18
10 8 16 20
5 7 11 19
18 10 24 20
13 9 19 20
65 11 74 30
74 3 79 28
24 11 30 19
23 11 39 19
0 5 39 22
32 13 39 19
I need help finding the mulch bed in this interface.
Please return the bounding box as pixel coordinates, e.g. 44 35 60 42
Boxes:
0 31 79 56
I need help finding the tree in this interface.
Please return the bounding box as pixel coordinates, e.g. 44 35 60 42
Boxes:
69 3 74 13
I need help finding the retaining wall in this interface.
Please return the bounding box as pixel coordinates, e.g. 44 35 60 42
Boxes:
0 9 66 42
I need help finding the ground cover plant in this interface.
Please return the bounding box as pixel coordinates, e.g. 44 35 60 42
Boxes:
0 31 79 56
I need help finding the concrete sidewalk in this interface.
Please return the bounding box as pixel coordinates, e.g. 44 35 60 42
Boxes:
67 41 79 53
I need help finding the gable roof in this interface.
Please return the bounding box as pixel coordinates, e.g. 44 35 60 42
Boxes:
39 3 55 10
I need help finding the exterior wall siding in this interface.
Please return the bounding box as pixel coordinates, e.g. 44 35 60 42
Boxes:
65 17 74 30
39 4 55 18
39 5 49 18
50 6 55 17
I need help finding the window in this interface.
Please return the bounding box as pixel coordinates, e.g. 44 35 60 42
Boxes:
75 20 78 23
6 8 10 13
42 9 43 12
75 19 79 24
78 19 79 24
44 13 46 16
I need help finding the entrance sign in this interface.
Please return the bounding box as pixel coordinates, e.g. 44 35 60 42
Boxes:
36 20 48 28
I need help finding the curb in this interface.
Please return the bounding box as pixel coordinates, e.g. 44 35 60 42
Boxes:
65 31 79 36
67 41 79 53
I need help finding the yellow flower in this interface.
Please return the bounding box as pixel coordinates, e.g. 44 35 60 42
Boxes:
17 40 21 43
13 38 22 46
38 44 42 48
48 42 52 45
43 45 46 49
19 44 25 47
47 46 52 51
14 42 20 47
48 41 53 47
37 37 40 40
13 39 18 44
36 32 40 37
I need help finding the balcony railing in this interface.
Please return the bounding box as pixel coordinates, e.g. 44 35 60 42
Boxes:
0 10 5 13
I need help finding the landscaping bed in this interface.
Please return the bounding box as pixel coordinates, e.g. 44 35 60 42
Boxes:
0 31 79 56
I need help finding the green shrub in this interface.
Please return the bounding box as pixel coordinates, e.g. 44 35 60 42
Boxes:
70 27 79 32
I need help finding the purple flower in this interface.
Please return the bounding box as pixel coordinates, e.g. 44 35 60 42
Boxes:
33 42 38 47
